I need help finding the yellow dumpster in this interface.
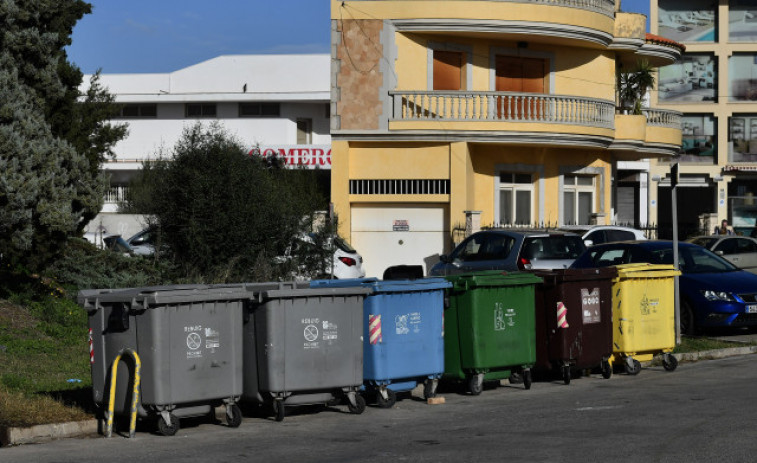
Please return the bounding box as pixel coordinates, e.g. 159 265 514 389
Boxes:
610 264 681 375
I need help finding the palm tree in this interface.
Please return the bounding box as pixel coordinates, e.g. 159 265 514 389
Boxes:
618 60 656 115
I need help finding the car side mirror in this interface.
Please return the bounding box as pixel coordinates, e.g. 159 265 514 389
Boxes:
715 250 724 256
584 239 594 247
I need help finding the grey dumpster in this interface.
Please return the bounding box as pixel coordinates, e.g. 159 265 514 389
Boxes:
79 284 250 436
242 283 371 421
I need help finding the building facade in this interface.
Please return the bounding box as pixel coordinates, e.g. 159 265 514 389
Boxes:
652 0 757 237
83 54 331 238
330 0 683 277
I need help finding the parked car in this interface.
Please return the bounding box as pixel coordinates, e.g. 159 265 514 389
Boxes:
570 240 757 335
429 230 586 276
284 233 366 280
557 225 647 247
686 235 757 274
83 232 134 256
126 228 158 256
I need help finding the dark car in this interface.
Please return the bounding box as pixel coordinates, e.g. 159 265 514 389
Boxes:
429 230 586 276
570 240 757 335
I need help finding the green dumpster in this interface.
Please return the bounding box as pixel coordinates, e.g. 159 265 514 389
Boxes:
444 270 542 395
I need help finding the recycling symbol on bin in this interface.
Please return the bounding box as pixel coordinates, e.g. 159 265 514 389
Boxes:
186 332 202 350
304 324 319 342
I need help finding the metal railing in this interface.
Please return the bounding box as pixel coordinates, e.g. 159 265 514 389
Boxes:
104 186 129 204
391 91 615 129
642 108 682 129
362 0 615 17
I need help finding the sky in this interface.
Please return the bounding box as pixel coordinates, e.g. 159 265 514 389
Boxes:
67 0 651 74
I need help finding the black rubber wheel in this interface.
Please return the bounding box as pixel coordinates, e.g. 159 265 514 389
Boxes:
601 360 612 379
157 413 179 436
467 375 483 396
508 371 523 384
347 394 366 414
226 404 242 428
624 359 642 376
272 401 285 422
376 389 396 409
523 369 532 390
423 380 436 400
663 354 679 372
680 301 697 336
562 365 571 385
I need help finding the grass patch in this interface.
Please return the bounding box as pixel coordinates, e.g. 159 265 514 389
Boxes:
673 335 757 354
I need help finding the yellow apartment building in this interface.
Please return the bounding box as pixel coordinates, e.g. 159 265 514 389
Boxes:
331 0 683 277
651 0 757 238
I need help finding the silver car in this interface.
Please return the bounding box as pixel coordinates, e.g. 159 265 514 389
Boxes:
687 235 757 274
429 230 586 276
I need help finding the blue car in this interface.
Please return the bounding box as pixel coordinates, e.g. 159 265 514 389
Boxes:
570 240 757 335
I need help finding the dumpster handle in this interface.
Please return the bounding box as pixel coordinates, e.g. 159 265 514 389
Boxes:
105 348 141 438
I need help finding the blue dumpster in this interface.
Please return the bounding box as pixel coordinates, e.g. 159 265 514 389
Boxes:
310 277 451 408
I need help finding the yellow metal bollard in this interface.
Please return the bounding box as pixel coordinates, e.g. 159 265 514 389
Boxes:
105 348 141 438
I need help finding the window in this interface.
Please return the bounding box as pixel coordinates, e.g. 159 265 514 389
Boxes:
433 50 464 90
185 103 216 118
563 174 595 225
239 103 280 117
296 118 312 144
451 233 514 263
118 104 157 118
498 173 533 226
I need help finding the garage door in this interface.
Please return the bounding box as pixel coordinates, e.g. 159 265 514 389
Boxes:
351 204 449 278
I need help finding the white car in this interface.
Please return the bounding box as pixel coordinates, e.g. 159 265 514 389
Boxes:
282 233 366 280
557 225 647 247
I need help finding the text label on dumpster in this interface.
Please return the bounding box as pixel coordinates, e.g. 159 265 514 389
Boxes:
640 295 659 316
494 303 516 331
395 312 421 335
302 318 339 349
184 325 221 359
581 288 601 324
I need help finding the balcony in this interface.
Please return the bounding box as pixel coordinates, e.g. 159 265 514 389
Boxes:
610 108 682 156
391 91 614 127
340 0 616 48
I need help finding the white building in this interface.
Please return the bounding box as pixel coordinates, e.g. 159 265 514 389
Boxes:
84 54 332 238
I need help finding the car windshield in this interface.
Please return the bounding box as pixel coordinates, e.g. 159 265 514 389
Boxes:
522 235 585 260
650 246 739 274
688 237 717 249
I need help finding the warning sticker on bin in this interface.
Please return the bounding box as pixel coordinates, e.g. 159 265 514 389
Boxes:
494 303 516 331
640 295 659 316
185 325 203 359
581 288 601 324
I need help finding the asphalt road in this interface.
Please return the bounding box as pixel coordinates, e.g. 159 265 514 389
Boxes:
3 355 756 463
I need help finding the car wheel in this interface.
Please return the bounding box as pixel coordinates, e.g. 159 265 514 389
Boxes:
680 301 698 336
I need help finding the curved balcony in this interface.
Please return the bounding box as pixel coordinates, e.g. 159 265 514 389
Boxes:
340 0 616 48
391 91 614 127
610 108 682 157
642 108 682 129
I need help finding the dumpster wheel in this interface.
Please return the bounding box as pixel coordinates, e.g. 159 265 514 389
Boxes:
157 413 179 436
376 389 396 409
348 394 366 414
561 365 571 385
226 404 242 428
662 354 678 372
467 374 484 396
423 379 438 400
523 369 532 390
272 400 286 422
601 360 612 379
624 358 642 376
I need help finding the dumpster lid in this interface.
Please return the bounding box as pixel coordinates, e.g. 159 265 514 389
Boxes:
533 267 618 282
446 270 542 289
614 263 681 279
259 286 372 300
79 284 252 307
310 277 451 293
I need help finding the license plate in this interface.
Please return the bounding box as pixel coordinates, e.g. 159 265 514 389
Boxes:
748 305 757 314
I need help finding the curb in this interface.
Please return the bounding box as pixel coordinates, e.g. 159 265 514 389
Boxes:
0 419 98 447
2 347 757 447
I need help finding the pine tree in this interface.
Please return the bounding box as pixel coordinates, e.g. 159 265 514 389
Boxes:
0 1 125 270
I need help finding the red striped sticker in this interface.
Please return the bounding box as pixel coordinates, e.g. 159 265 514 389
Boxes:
369 314 382 345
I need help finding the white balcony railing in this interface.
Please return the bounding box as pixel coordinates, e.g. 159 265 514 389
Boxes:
362 0 615 17
642 108 682 129
104 186 129 204
391 91 615 129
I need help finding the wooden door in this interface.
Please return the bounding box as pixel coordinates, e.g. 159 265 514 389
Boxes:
495 56 545 120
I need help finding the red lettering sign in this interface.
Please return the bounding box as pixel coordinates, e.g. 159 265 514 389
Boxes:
249 145 331 170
